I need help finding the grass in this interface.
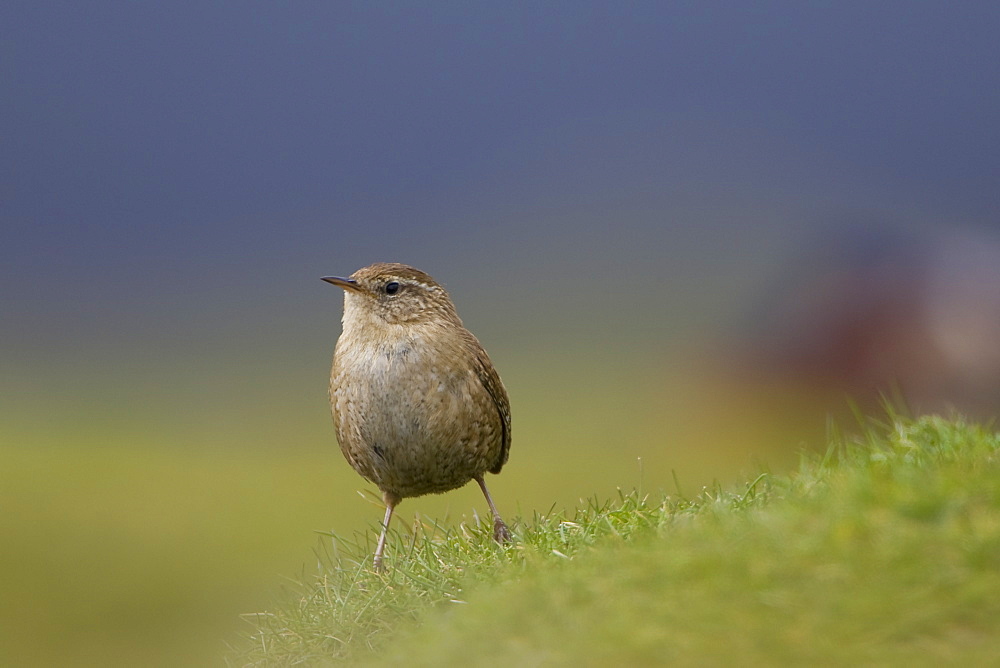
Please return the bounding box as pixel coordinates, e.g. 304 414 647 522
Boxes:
230 413 1000 665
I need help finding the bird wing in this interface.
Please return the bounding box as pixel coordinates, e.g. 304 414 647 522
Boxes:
467 333 511 474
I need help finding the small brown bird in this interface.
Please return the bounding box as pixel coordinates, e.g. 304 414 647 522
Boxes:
323 262 511 570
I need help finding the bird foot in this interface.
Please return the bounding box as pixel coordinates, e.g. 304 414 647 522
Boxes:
493 517 512 544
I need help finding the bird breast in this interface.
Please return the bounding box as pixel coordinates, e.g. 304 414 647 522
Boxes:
330 326 502 497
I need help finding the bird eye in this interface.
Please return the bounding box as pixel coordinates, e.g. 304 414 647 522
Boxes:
384 281 400 295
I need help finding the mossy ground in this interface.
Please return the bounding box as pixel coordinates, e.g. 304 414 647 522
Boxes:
232 414 1000 666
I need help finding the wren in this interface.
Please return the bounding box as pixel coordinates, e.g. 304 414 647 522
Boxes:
323 263 511 570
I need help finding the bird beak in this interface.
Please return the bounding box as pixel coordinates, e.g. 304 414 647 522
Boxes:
322 276 363 293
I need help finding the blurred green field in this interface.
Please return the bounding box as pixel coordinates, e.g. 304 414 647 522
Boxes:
0 349 816 666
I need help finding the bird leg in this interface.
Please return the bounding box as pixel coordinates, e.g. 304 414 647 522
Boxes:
475 475 511 543
373 491 399 571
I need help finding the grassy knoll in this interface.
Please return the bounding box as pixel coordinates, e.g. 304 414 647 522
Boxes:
231 414 1000 665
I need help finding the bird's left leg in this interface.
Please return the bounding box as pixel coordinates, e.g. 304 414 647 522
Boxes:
474 474 511 543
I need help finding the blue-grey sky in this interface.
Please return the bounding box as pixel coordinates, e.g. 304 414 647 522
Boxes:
3 1 999 364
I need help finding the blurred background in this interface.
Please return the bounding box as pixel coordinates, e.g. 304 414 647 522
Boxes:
2 2 999 665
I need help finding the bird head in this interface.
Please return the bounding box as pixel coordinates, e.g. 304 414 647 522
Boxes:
322 262 461 326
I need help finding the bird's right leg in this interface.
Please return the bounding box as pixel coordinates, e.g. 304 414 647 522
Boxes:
373 491 399 571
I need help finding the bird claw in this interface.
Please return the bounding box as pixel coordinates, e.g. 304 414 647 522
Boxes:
493 517 512 544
